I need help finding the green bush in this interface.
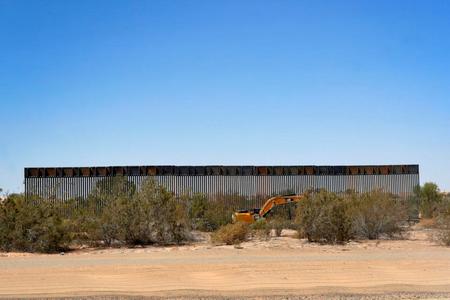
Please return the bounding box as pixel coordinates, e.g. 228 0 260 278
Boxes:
185 193 234 231
68 176 135 246
295 190 414 244
187 193 209 230
414 183 443 218
211 222 249 245
71 179 191 246
351 191 407 240
0 194 71 253
203 200 234 230
125 179 190 245
188 193 208 219
295 190 354 244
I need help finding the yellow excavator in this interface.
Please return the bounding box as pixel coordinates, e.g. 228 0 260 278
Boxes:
232 194 304 224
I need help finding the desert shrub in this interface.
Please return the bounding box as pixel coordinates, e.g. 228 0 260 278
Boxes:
216 193 249 211
414 183 443 218
434 197 450 246
295 190 354 244
203 200 234 231
249 212 298 239
188 193 208 219
0 194 71 253
438 231 450 246
436 219 450 246
211 222 249 245
70 178 190 247
250 219 271 239
405 194 420 222
1 178 191 252
417 218 437 228
269 218 284 237
434 195 450 219
250 218 269 230
435 213 450 246
187 193 209 230
125 179 190 245
266 217 297 237
185 193 234 232
67 200 103 246
68 177 135 246
351 191 407 239
97 198 129 246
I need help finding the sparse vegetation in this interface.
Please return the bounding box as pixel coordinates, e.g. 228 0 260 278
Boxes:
435 195 450 246
437 221 450 246
3 181 450 253
0 178 191 253
249 219 271 239
211 222 249 245
409 183 450 246
350 191 407 240
266 217 292 237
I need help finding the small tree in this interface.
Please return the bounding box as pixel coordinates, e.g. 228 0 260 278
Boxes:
415 183 442 218
0 194 71 253
70 176 135 246
124 179 190 245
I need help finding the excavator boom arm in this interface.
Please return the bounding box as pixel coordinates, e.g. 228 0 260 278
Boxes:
233 194 304 224
258 195 304 218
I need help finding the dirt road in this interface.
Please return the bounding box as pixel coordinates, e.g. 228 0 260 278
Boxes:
1 229 450 299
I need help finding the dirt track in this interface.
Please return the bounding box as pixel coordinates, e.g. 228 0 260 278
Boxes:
1 228 450 299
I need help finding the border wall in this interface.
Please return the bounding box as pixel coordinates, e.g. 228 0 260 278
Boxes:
24 165 420 209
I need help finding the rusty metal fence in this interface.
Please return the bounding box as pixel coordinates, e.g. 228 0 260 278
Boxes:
24 165 420 209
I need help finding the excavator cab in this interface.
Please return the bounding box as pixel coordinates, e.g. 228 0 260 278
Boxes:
232 208 261 223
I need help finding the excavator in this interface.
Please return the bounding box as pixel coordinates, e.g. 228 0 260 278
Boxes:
232 194 304 224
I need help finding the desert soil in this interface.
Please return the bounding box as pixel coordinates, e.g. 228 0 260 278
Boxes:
1 226 450 299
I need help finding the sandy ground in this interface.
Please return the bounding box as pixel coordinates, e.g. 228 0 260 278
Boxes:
1 226 450 299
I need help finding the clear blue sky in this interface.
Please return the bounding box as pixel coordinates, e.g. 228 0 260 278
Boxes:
1 0 449 193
